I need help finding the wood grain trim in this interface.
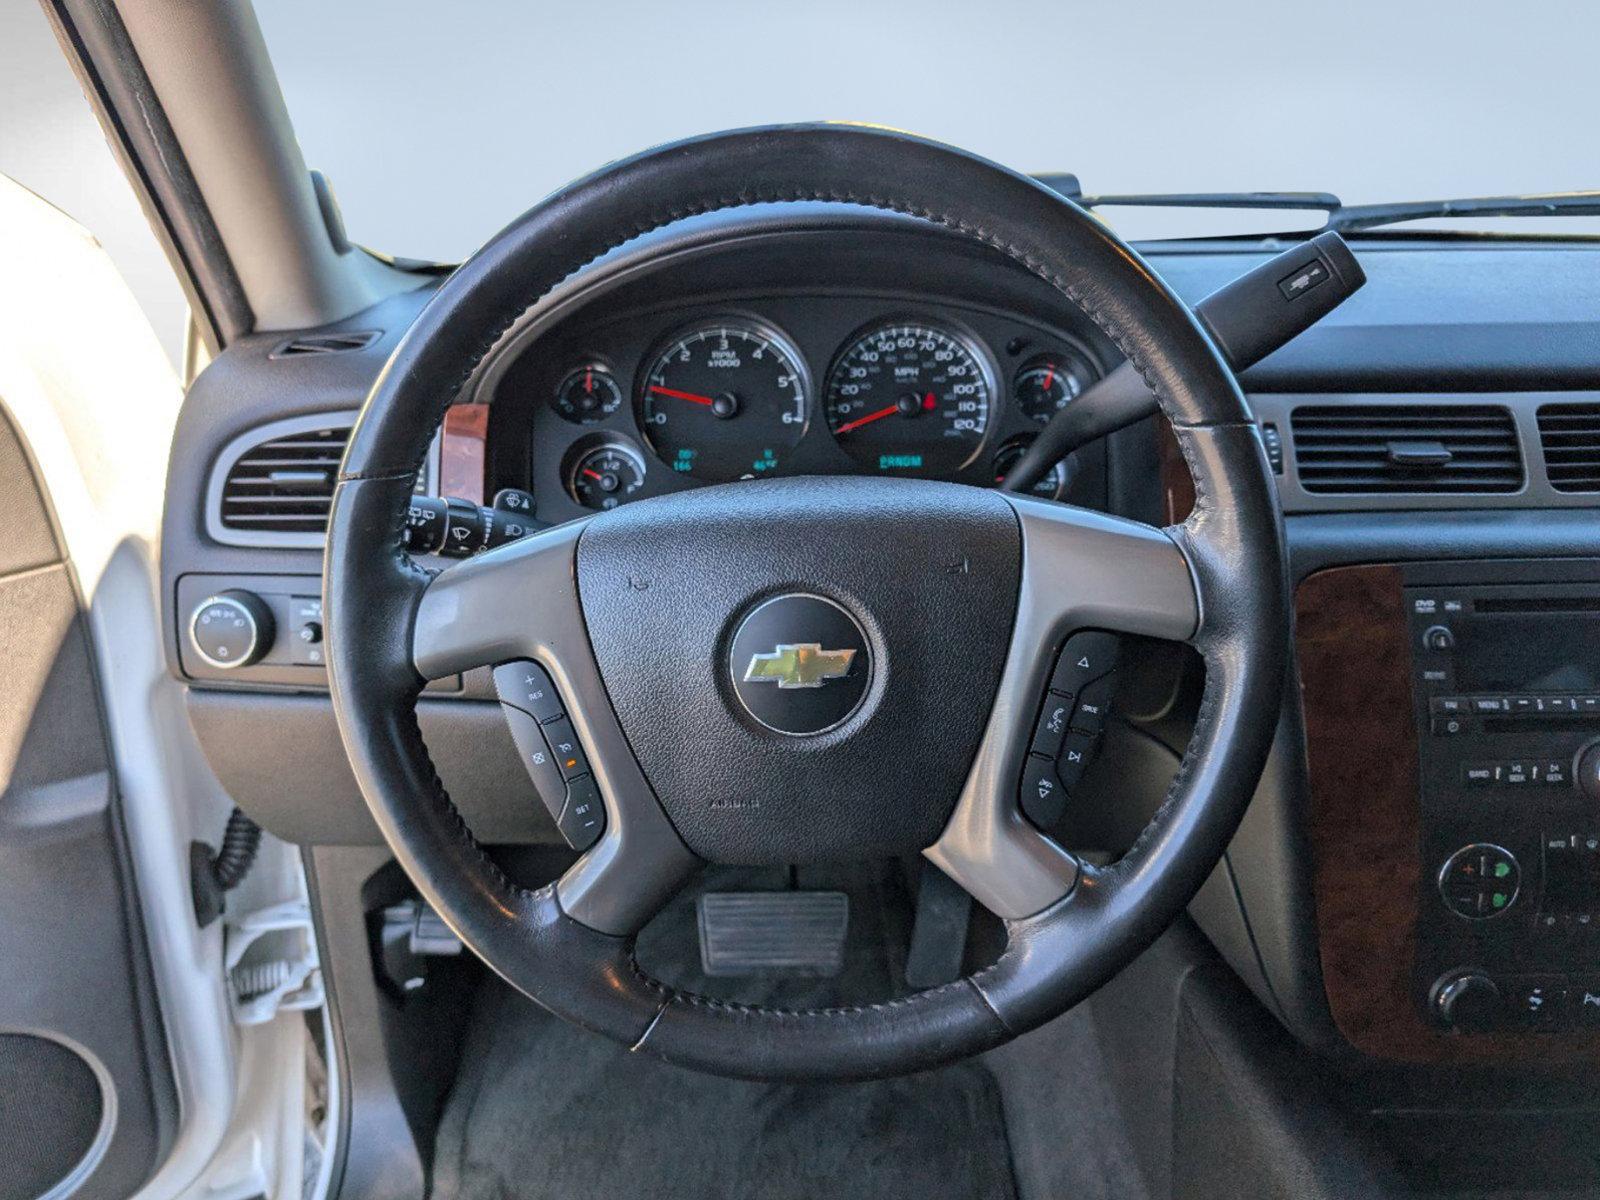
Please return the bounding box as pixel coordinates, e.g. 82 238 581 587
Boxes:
440 403 490 505
1297 564 1597 1064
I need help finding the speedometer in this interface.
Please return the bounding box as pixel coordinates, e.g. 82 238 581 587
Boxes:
638 320 808 483
824 321 993 475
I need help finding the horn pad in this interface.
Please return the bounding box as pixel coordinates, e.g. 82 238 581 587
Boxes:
575 477 1020 864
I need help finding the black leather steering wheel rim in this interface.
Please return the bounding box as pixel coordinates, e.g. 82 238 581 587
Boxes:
325 123 1288 1081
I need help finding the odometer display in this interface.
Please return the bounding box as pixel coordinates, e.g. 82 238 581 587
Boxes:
638 321 808 483
825 322 992 475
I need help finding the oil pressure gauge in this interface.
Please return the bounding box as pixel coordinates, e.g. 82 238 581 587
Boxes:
552 364 623 424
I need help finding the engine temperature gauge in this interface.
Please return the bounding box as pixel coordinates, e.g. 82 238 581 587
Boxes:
1013 352 1098 423
553 364 623 424
568 443 646 510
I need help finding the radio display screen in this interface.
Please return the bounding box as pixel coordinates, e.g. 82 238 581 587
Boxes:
1456 607 1600 693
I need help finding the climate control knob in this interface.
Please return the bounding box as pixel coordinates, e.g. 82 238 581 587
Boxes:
189 589 274 669
1430 969 1501 1032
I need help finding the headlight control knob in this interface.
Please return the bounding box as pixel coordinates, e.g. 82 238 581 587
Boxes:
189 589 274 669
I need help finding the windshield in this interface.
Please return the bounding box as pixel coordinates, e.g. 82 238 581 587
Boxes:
257 1 1598 260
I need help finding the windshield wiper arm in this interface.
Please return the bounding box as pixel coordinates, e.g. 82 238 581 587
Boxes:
1034 174 1343 217
1323 191 1600 232
1036 175 1600 235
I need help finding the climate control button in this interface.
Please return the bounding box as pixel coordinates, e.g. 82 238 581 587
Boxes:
1438 843 1520 919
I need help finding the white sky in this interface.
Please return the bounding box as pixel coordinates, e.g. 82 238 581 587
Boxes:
5 0 1597 364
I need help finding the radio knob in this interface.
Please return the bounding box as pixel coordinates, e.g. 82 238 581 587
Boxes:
1577 742 1600 803
1421 624 1456 652
1430 969 1501 1032
189 589 274 669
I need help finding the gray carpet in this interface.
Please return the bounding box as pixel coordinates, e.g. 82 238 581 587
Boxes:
431 980 1019 1200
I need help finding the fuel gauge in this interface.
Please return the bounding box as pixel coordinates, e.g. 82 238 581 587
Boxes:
569 443 646 510
1013 352 1098 424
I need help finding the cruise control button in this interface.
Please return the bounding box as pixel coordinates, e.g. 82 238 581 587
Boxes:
492 660 565 723
558 775 605 852
1019 755 1066 829
1048 630 1120 697
1030 695 1073 759
1069 674 1115 735
1056 731 1097 788
498 705 565 817
541 716 589 780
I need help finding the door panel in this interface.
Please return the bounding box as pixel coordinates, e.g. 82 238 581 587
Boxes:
0 403 177 1200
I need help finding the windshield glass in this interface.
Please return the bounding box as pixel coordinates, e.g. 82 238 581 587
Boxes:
257 1 1599 260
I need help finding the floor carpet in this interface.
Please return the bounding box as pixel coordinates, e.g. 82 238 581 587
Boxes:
432 980 1018 1200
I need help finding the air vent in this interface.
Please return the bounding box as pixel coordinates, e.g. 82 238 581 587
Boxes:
1537 403 1600 493
1290 404 1522 494
219 424 349 535
270 330 379 358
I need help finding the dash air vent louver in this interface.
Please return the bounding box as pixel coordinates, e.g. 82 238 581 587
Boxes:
218 424 349 535
1289 404 1522 494
1536 403 1600 493
270 330 379 358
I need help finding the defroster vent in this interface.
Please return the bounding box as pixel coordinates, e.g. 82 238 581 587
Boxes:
1290 404 1522 494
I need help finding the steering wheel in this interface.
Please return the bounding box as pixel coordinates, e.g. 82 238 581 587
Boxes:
325 124 1287 1081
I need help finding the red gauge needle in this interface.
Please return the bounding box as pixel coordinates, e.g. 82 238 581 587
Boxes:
584 367 594 394
582 468 603 481
1042 367 1055 391
649 385 714 406
834 403 900 435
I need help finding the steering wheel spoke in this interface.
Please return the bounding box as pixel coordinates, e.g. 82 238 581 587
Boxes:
413 520 700 936
926 496 1200 919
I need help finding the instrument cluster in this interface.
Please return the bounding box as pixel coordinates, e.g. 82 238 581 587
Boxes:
487 295 1107 520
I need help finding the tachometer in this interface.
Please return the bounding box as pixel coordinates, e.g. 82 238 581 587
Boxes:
824 321 992 475
638 321 808 482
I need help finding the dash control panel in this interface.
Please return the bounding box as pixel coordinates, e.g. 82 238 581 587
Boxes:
492 660 606 851
1017 630 1121 829
1404 567 1600 1034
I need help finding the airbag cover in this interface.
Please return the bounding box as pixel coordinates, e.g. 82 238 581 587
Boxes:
576 477 1019 863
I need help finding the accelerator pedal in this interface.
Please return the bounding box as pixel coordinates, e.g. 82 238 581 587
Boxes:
697 890 849 977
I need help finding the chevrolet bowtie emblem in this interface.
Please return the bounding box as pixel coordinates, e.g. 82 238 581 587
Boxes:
743 643 857 689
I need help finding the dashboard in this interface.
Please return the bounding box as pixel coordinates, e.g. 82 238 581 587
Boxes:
466 209 1126 523
160 219 1600 1072
490 297 1105 520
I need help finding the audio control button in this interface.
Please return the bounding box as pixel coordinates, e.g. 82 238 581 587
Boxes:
1422 624 1456 652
